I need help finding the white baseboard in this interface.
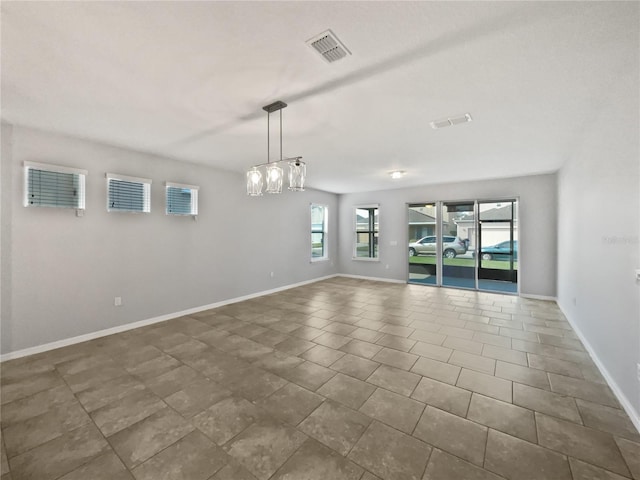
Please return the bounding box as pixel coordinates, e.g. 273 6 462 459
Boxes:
0 274 339 363
557 301 640 434
337 274 406 284
521 293 557 302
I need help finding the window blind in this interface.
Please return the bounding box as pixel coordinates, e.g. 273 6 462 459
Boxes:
165 182 198 215
106 173 151 213
24 162 86 209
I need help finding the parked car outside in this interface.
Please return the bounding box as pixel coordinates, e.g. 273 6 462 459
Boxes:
474 240 518 261
409 236 467 258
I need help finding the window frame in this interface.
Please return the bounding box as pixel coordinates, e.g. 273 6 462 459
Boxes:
165 181 199 216
23 161 87 211
353 204 379 261
106 172 152 213
310 203 329 262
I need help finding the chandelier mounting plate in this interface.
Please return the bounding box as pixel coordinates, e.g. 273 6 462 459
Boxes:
262 101 287 113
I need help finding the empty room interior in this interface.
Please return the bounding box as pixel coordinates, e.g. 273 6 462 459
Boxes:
1 2 639 480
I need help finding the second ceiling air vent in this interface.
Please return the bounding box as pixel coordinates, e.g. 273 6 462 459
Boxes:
306 29 351 63
430 113 473 129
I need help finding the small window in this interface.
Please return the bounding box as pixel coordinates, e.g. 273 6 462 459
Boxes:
107 173 151 213
166 182 199 216
354 205 379 259
24 162 87 210
311 204 328 261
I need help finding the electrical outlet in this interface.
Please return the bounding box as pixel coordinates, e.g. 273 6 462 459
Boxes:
270 272 274 278
637 363 640 382
114 296 122 307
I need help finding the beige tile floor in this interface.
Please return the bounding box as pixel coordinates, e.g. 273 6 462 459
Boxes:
1 277 639 480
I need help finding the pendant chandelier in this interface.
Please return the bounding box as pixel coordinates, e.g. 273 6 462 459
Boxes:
246 100 305 196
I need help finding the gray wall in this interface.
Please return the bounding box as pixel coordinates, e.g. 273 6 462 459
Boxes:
338 173 557 298
557 60 640 423
1 125 339 354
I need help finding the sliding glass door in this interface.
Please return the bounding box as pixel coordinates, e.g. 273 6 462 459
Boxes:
442 202 475 289
477 201 518 293
407 199 518 294
407 204 438 285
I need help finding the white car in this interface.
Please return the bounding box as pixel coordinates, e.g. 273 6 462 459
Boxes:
409 236 467 258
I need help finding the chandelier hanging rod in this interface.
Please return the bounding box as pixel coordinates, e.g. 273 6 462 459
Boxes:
264 101 287 165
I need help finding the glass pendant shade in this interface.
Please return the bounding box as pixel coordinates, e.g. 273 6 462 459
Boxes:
288 159 306 191
265 163 283 194
246 167 263 196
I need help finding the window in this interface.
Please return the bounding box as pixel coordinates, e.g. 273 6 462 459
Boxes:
354 205 379 259
166 182 198 216
24 161 87 210
107 173 151 213
311 204 328 261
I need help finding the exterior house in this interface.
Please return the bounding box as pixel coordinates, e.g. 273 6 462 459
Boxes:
455 204 518 251
408 208 437 241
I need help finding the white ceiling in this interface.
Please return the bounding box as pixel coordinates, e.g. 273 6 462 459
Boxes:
1 1 637 193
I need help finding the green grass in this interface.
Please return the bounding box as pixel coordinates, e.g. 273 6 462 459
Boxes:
409 255 518 270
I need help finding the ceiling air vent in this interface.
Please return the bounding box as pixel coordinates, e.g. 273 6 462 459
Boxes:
430 113 473 129
306 29 351 63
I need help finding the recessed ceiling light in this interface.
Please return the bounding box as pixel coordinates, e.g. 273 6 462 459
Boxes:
389 170 406 179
